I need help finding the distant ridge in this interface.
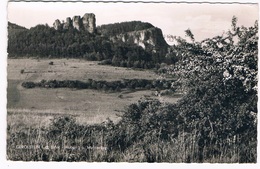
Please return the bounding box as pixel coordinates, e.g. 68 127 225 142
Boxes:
8 22 27 30
8 13 172 69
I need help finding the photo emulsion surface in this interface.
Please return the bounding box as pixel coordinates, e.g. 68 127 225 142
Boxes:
7 1 258 162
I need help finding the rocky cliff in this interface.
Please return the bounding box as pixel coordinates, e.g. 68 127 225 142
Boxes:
109 27 168 54
82 13 96 33
53 13 96 33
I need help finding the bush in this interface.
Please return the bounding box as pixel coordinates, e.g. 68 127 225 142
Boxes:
21 81 35 88
106 99 183 151
21 79 175 92
163 16 258 162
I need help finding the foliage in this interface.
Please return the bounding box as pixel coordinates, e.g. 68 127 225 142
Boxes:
106 99 184 152
162 16 258 162
21 78 175 93
96 21 154 36
7 98 256 162
168 17 257 92
7 115 109 161
8 21 169 69
7 17 257 163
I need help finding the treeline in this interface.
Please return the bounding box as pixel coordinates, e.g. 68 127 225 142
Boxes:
8 24 100 58
8 22 27 37
98 42 165 69
21 78 175 92
8 22 27 30
96 21 154 36
8 22 171 69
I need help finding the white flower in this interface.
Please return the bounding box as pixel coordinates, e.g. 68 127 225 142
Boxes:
223 69 231 78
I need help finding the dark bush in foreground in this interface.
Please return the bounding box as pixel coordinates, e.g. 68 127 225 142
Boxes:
7 98 257 162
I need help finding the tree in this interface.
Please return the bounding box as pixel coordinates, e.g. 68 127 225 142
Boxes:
166 17 258 162
185 28 195 42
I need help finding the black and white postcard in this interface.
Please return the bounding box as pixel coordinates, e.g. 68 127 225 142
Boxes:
1 0 259 168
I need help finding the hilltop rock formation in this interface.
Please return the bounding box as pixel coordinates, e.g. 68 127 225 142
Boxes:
72 16 82 30
96 21 168 54
53 19 62 30
53 13 96 33
63 17 73 30
52 14 168 55
109 27 168 54
82 13 96 33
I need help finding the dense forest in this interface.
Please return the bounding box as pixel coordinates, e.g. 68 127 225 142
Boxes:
8 21 170 69
96 21 154 36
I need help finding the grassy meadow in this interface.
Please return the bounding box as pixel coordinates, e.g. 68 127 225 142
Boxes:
7 58 180 127
7 58 255 162
7 58 184 162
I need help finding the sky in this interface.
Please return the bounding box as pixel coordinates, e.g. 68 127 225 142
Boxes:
7 2 259 44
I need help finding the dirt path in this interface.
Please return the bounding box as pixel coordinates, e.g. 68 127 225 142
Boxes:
7 60 51 108
7 80 21 107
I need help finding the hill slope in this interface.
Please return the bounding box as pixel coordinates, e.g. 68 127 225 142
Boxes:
8 13 171 69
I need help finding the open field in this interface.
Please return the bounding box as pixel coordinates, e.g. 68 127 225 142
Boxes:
7 58 181 127
7 58 159 81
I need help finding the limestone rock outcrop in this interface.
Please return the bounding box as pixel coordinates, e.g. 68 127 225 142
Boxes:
63 17 72 30
82 13 96 34
53 13 96 33
109 27 168 54
72 16 82 31
53 19 62 30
